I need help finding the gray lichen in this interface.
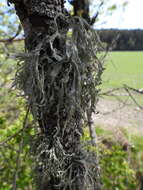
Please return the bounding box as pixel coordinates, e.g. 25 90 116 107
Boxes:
12 1 104 189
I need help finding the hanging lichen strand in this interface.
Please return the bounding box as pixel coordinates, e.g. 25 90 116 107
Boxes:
9 0 103 189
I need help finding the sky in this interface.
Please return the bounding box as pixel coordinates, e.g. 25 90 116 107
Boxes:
100 0 143 29
65 0 143 29
1 0 143 30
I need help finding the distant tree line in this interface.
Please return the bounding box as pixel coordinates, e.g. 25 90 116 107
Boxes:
97 29 143 51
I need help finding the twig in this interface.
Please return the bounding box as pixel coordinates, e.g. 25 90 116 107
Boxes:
12 106 30 190
124 84 143 95
124 85 143 111
12 135 23 190
90 1 104 25
100 87 123 96
87 110 97 147
0 24 24 43
0 37 24 43
0 107 30 146
0 129 23 146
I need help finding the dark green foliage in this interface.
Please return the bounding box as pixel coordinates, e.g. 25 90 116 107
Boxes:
98 29 143 51
0 90 34 189
100 145 136 190
0 53 34 189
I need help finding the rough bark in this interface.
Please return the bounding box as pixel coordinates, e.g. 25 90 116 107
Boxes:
8 0 102 189
72 0 90 23
69 0 101 25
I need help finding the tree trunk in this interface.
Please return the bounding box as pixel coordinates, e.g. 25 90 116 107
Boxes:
8 0 101 189
72 0 90 23
69 0 101 25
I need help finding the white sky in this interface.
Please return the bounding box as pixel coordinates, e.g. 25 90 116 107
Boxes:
65 0 143 29
1 0 142 29
101 0 143 29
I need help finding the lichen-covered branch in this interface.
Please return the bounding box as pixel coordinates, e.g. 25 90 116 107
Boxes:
8 0 103 189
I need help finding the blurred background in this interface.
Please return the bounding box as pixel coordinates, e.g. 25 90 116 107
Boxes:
0 0 143 189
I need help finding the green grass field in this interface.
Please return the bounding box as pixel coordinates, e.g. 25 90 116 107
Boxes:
102 51 143 90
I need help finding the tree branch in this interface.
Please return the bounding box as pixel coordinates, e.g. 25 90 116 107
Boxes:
0 37 24 43
0 24 23 43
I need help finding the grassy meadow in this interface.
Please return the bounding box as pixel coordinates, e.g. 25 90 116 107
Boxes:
96 51 143 189
102 51 143 90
